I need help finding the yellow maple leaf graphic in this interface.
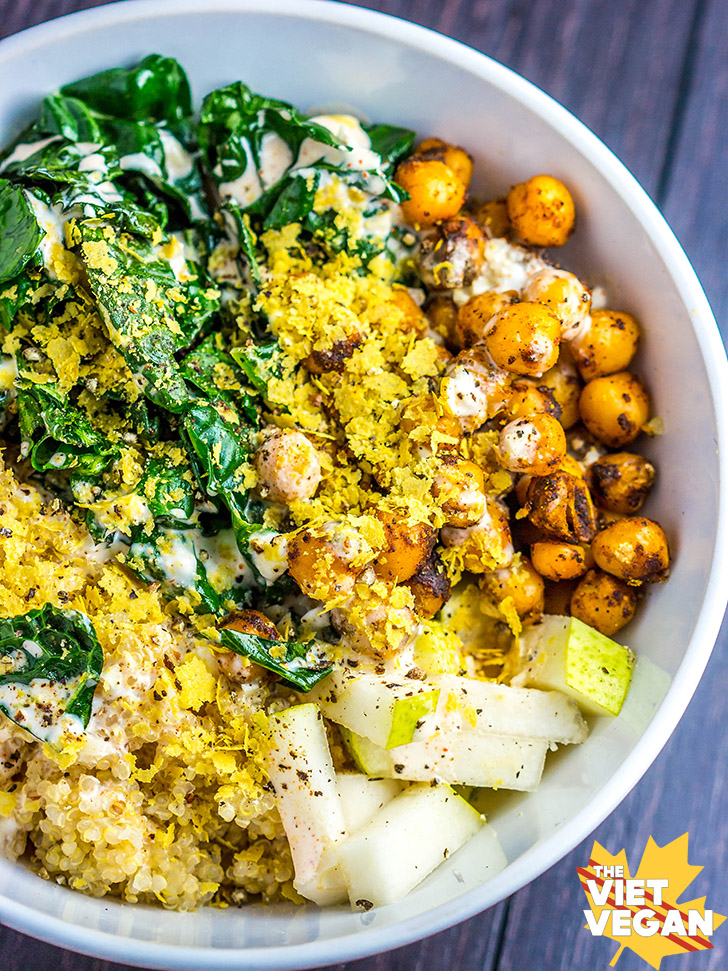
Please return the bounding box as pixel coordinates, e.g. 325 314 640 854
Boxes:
578 834 726 968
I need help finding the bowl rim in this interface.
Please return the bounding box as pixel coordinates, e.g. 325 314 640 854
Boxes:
0 0 727 967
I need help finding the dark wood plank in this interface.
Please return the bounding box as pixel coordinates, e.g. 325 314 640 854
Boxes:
659 0 728 328
0 0 117 42
345 0 700 196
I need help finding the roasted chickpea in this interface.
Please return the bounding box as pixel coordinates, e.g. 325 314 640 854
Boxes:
570 568 638 635
455 290 517 349
483 302 561 376
591 516 669 584
395 157 466 226
303 332 363 374
515 452 585 506
497 414 567 476
480 556 544 624
507 174 576 247
539 359 582 429
288 523 365 601
559 453 585 478
570 309 640 380
473 197 511 238
391 288 428 337
432 456 487 527
579 371 650 447
440 347 513 432
588 452 655 514
405 553 451 618
525 470 597 544
216 610 278 685
531 541 589 581
220 609 279 640
503 379 562 422
373 509 436 582
416 137 474 187
521 268 591 340
441 496 514 573
400 393 461 454
334 592 419 657
425 295 460 346
417 215 486 289
255 429 321 503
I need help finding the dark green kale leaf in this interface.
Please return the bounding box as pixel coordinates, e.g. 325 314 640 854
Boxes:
0 180 43 285
180 333 258 422
136 456 196 523
79 222 220 412
60 54 192 124
361 123 415 172
0 603 103 738
38 93 103 142
217 627 332 692
182 399 253 515
17 384 117 475
126 525 222 614
230 341 283 398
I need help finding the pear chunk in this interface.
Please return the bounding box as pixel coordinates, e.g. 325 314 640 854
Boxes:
267 703 347 904
308 669 440 748
518 615 635 716
337 783 485 908
341 725 548 791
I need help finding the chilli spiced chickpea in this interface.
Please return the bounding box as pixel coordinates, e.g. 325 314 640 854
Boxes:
0 54 667 912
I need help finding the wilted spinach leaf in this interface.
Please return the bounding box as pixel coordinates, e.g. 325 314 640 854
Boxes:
0 180 42 285
17 384 117 475
80 222 220 412
60 54 192 124
217 626 331 691
0 603 103 739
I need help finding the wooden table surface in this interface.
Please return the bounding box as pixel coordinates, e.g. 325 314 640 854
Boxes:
0 0 726 968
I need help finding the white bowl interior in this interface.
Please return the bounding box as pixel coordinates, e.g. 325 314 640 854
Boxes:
0 3 725 968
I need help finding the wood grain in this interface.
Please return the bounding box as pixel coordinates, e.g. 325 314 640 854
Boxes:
0 0 726 969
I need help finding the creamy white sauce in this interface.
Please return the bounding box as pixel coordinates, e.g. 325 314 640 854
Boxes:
453 238 547 306
294 114 381 173
217 136 263 207
195 528 254 592
119 152 163 179
157 535 199 588
77 152 108 175
159 129 194 181
258 131 293 188
248 530 289 582
25 192 69 274
0 681 85 747
0 135 60 171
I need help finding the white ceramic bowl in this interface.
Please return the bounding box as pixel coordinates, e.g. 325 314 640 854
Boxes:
0 1 726 967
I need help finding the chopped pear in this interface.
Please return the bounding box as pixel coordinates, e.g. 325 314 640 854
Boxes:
340 725 393 776
337 783 484 908
518 615 635 716
267 703 347 904
309 669 440 748
336 772 403 833
341 725 548 791
389 732 548 790
433 674 587 744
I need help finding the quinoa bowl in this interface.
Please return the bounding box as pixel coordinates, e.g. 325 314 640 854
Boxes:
0 1 726 968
